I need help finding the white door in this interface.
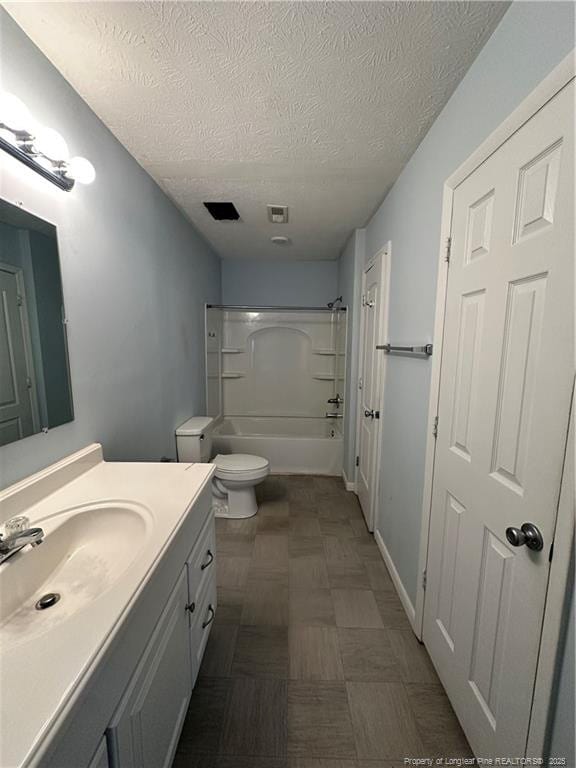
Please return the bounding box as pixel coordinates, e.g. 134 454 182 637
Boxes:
0 266 35 445
356 255 384 530
424 81 574 757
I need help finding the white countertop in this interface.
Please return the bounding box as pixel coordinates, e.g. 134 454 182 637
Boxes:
0 447 214 768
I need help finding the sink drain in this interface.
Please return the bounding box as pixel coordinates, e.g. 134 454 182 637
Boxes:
35 592 61 610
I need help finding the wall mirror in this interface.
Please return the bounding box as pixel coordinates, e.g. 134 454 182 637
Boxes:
0 199 73 447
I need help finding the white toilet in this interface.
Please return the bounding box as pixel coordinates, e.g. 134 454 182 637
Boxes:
176 416 269 518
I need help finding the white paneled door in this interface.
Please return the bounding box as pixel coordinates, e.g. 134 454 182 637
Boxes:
356 255 385 530
424 81 574 757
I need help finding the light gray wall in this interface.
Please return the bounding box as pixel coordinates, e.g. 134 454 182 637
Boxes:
356 0 575 605
0 10 221 488
337 230 364 481
222 259 338 306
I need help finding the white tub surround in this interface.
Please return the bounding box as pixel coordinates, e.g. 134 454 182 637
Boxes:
213 416 343 475
0 444 216 768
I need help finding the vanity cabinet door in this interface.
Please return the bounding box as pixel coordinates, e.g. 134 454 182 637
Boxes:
189 576 218 686
107 568 192 768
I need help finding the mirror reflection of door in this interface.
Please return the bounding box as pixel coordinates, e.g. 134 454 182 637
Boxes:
0 263 37 445
0 200 74 448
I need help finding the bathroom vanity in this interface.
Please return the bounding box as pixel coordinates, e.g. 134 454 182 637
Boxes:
0 444 216 768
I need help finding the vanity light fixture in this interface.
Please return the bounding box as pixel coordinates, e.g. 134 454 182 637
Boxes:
0 92 95 191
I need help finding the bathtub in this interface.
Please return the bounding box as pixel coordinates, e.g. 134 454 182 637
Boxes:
212 416 343 475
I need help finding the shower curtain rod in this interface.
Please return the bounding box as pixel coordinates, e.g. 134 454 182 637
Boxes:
206 304 347 311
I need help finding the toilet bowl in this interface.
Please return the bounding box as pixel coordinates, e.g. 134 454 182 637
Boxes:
176 417 269 518
211 453 270 518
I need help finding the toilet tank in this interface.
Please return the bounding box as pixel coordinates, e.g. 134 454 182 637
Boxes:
176 416 215 462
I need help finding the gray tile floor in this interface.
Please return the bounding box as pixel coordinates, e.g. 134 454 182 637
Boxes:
174 475 472 767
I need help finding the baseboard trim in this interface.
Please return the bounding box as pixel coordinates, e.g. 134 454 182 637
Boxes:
341 469 356 493
374 529 417 632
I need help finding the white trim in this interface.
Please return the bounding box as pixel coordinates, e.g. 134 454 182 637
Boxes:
354 243 390 532
417 52 575 751
374 528 416 629
446 52 575 191
341 468 356 492
414 182 452 641
527 384 575 757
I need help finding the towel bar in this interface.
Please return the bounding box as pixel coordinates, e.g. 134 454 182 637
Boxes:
376 343 433 356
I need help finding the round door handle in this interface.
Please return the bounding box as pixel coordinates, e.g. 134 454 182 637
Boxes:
505 523 544 552
364 409 374 418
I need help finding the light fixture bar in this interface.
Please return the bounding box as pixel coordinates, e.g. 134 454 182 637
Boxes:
0 135 74 191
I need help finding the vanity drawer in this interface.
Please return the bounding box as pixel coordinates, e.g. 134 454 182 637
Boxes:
186 512 216 604
189 576 217 686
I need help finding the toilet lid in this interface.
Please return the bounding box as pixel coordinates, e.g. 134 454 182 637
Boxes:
213 453 269 473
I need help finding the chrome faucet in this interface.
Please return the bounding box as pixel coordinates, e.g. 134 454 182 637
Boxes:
0 527 44 565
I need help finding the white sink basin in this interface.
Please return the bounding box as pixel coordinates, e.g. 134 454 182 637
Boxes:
0 502 153 647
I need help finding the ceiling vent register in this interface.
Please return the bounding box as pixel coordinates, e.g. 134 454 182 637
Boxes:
267 205 289 224
203 202 240 221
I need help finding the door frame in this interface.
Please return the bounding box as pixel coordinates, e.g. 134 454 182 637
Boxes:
0 260 41 432
353 242 390 532
415 52 575 754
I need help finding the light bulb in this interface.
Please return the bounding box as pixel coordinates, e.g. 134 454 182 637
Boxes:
34 126 69 160
0 92 32 131
0 126 18 146
65 156 96 185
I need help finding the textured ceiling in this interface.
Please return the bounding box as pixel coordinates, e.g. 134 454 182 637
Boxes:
5 1 508 260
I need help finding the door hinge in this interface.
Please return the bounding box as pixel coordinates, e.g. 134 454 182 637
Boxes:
25 377 32 389
445 236 452 264
358 377 363 391
17 294 23 307
375 411 380 419
422 569 427 591
355 456 360 467
432 416 439 439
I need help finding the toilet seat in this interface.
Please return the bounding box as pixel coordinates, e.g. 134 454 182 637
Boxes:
212 453 270 482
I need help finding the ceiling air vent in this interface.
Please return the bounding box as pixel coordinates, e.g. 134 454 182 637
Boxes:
203 202 240 221
267 204 289 224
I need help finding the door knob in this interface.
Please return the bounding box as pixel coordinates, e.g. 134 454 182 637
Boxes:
364 409 374 418
505 522 544 551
